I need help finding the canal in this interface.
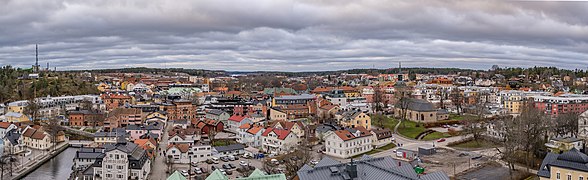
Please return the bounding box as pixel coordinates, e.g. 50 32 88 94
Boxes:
23 148 78 180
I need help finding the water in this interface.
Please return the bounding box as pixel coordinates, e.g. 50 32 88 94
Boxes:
23 148 77 180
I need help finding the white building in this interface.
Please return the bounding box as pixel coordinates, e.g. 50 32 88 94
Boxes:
261 128 301 155
166 141 212 164
324 127 373 159
237 124 265 148
92 142 151 180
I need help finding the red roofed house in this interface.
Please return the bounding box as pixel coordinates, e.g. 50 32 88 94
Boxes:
22 125 65 150
227 115 252 133
261 127 302 154
237 124 265 148
324 127 373 158
194 119 224 135
101 94 132 111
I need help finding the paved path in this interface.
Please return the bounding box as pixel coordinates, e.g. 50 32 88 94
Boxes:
149 122 171 180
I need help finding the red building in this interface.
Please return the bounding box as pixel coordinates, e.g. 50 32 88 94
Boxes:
533 95 588 116
194 119 224 135
101 94 132 111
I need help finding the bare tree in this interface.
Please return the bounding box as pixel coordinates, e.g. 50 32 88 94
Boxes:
437 87 447 109
262 159 278 175
449 88 464 115
0 148 18 179
494 116 517 173
394 86 412 129
463 92 488 144
371 85 384 113
553 112 579 137
282 140 313 178
44 117 63 152
24 98 40 123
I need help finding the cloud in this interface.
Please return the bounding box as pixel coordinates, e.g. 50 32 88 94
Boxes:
0 0 587 71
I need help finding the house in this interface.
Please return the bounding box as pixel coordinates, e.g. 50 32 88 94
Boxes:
227 115 252 133
22 126 64 150
545 137 584 153
267 120 305 137
537 148 588 180
172 119 191 129
370 128 394 148
237 124 265 148
394 98 449 123
213 143 246 156
145 111 168 124
261 128 300 154
104 108 143 130
324 127 373 159
268 108 287 121
335 110 371 130
206 109 230 124
101 93 132 111
167 126 199 145
194 119 224 135
68 110 105 127
86 141 151 180
165 100 198 121
297 155 449 180
166 141 211 163
72 147 105 173
134 138 157 159
2 129 25 154
0 122 18 138
94 128 128 145
4 112 30 123
317 104 339 121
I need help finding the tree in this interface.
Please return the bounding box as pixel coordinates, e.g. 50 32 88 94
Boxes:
553 112 579 137
449 88 464 115
262 159 278 175
394 85 412 129
371 85 384 113
24 98 40 123
462 92 488 144
0 147 18 179
44 117 63 152
282 139 313 178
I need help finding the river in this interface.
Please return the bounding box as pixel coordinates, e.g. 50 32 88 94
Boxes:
22 148 78 180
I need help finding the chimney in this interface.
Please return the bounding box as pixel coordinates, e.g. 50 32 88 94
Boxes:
346 159 358 179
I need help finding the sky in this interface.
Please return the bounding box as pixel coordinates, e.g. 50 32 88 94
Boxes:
0 0 588 72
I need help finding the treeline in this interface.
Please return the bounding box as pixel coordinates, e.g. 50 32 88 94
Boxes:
496 66 588 79
66 67 227 77
0 66 99 104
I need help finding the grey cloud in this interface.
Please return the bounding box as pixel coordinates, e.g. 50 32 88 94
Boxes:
0 0 587 71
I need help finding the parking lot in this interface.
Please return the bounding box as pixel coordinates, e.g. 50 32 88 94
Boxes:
418 148 487 177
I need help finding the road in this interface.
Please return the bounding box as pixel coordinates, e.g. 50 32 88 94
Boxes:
370 133 471 159
149 122 171 180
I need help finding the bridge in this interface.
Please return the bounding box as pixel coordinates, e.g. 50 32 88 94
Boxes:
68 140 94 147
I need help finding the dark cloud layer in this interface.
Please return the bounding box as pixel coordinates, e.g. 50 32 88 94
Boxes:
0 0 587 71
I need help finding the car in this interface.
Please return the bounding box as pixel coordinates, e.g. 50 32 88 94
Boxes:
234 156 240 160
223 164 231 169
181 170 189 177
211 166 218 171
191 162 198 167
458 152 469 157
239 161 248 166
310 160 319 165
194 167 203 174
228 155 236 161
201 168 208 174
229 164 236 169
437 138 446 142
471 154 483 160
221 156 230 162
271 159 279 165
226 169 233 175
218 169 226 175
242 153 252 159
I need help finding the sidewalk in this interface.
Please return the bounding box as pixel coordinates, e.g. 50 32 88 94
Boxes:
2 142 68 180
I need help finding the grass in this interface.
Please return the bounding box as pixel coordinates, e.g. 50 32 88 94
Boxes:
212 140 237 147
352 143 397 158
421 132 451 141
449 139 499 149
449 114 477 121
84 128 98 133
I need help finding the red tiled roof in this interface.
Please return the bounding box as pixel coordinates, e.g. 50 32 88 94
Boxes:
319 105 337 111
262 128 292 140
167 143 190 153
246 126 263 135
239 123 251 129
228 115 248 122
334 130 355 141
0 122 12 129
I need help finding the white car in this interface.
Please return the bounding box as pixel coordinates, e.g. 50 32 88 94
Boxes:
194 167 203 174
218 169 227 175
239 161 248 166
181 170 189 177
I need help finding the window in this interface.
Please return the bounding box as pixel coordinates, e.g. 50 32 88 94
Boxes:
580 176 584 180
568 174 572 180
557 172 560 180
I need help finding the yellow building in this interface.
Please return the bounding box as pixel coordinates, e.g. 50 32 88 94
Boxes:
538 148 588 180
335 110 371 130
5 112 30 122
545 137 584 154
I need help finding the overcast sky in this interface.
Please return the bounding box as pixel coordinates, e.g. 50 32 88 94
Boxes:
1 0 587 71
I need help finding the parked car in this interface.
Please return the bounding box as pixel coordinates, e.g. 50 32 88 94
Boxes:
191 162 198 167
239 161 248 166
226 169 233 175
211 166 218 171
218 169 226 175
271 159 279 165
228 155 236 161
201 168 208 174
181 170 189 177
223 164 231 169
221 156 230 162
310 160 319 165
437 138 446 142
229 164 236 169
211 157 220 163
206 159 214 164
194 167 203 174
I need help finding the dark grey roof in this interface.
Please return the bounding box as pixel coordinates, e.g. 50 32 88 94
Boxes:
538 148 588 178
5 129 20 145
103 141 149 170
214 143 246 153
75 147 105 159
297 155 449 180
316 124 338 134
401 98 436 112
207 109 227 116
95 128 128 137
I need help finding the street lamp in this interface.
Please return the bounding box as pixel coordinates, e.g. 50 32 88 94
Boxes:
188 151 193 180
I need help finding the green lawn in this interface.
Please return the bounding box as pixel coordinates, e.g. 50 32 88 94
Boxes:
421 132 451 141
376 116 430 139
449 139 499 149
352 143 397 158
449 114 477 121
212 140 237 147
